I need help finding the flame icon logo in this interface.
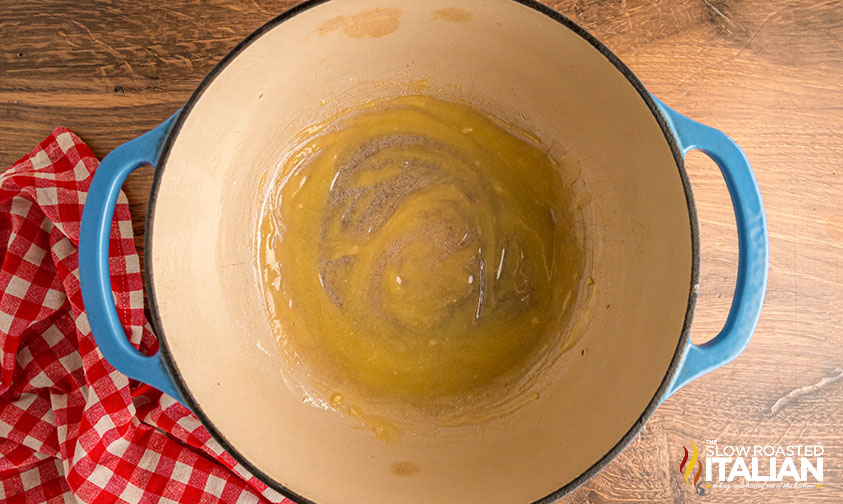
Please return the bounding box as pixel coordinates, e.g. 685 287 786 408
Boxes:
679 441 703 486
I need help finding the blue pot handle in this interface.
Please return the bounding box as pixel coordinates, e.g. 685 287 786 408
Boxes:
79 113 188 407
653 98 769 399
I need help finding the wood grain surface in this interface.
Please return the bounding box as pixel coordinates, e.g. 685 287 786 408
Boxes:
2 0 841 502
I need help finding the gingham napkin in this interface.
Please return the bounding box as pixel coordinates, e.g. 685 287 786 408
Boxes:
0 128 290 503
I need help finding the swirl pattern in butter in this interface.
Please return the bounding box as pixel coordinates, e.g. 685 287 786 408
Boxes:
259 94 586 407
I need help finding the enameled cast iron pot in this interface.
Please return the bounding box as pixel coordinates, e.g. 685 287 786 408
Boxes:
78 0 769 502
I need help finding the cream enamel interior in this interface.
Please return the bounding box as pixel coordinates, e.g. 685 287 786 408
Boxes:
149 1 693 503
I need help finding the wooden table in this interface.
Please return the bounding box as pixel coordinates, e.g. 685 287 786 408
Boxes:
2 0 841 502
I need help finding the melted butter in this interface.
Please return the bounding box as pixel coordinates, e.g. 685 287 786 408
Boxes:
317 8 402 39
259 94 587 424
432 7 474 23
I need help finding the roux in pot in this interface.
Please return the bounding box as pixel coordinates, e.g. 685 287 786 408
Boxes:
258 95 587 421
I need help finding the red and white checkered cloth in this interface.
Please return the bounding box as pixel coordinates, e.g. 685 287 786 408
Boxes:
0 128 291 503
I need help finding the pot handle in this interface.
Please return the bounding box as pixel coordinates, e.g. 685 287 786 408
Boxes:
653 98 769 398
79 113 188 407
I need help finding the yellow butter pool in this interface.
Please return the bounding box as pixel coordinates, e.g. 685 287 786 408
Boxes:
259 94 587 416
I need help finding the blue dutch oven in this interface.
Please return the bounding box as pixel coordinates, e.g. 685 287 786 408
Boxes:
79 0 768 502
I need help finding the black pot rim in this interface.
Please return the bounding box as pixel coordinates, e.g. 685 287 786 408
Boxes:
144 1 700 502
